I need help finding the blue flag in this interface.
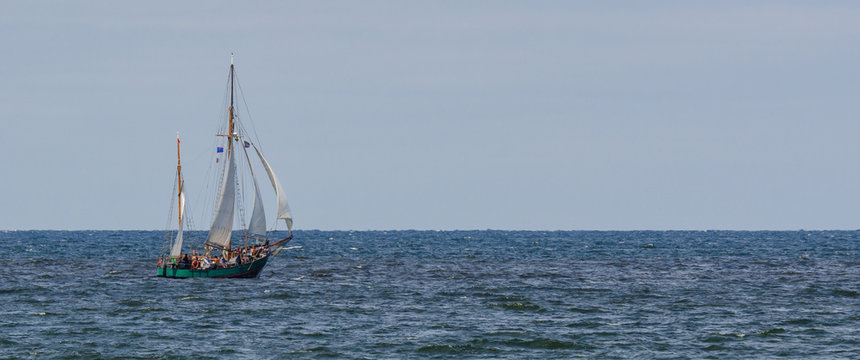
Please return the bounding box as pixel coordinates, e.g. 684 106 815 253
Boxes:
216 147 224 153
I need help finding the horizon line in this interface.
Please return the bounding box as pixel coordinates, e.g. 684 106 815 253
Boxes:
2 228 859 232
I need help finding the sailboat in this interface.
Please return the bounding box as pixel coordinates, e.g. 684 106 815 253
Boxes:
156 56 293 278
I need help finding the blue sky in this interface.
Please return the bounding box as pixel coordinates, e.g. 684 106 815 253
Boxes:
3 1 860 230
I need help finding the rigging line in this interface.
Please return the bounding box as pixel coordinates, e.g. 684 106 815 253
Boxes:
190 67 233 232
182 186 197 233
180 138 207 217
235 144 247 232
222 66 232 111
184 141 219 232
233 71 264 152
212 146 226 222
197 145 218 231
230 102 247 237
241 144 262 242
187 139 218 164
212 74 232 223
237 146 252 247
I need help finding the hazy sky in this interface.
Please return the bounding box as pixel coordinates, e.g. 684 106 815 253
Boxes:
4 1 860 230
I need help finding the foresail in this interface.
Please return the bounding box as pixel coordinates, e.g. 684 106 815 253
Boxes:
206 148 236 248
243 147 267 235
252 144 292 231
170 227 184 257
169 189 186 257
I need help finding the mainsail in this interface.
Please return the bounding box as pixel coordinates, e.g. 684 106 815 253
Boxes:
253 144 293 231
205 146 236 248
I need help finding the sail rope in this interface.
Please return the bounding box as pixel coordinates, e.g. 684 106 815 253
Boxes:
209 83 231 229
235 145 248 248
234 71 289 235
234 69 278 241
234 70 264 151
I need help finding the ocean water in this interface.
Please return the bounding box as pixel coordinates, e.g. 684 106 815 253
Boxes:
0 230 858 359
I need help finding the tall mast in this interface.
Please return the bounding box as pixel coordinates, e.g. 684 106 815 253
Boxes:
226 54 235 250
177 132 182 227
204 56 239 253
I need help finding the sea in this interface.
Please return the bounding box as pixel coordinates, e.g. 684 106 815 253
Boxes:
0 230 858 359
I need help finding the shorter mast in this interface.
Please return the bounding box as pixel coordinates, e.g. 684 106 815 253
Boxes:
177 132 182 226
169 132 186 257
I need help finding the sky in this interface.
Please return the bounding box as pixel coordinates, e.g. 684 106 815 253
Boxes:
3 1 860 230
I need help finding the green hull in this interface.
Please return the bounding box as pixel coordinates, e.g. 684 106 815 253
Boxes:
156 255 269 278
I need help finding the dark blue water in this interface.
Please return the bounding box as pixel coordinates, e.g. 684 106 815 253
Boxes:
1 230 858 359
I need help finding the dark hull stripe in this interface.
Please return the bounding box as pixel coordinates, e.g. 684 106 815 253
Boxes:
156 255 269 279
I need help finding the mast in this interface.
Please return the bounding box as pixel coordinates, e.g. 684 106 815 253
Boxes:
226 54 235 250
228 54 235 154
205 56 239 253
176 132 182 229
169 131 186 258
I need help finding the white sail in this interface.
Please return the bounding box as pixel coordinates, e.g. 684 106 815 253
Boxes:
253 144 292 231
243 147 267 235
169 188 186 257
206 146 236 248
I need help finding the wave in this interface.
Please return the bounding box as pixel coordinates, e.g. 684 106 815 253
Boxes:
755 328 787 336
503 337 593 350
488 302 543 311
832 288 859 297
416 343 500 354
